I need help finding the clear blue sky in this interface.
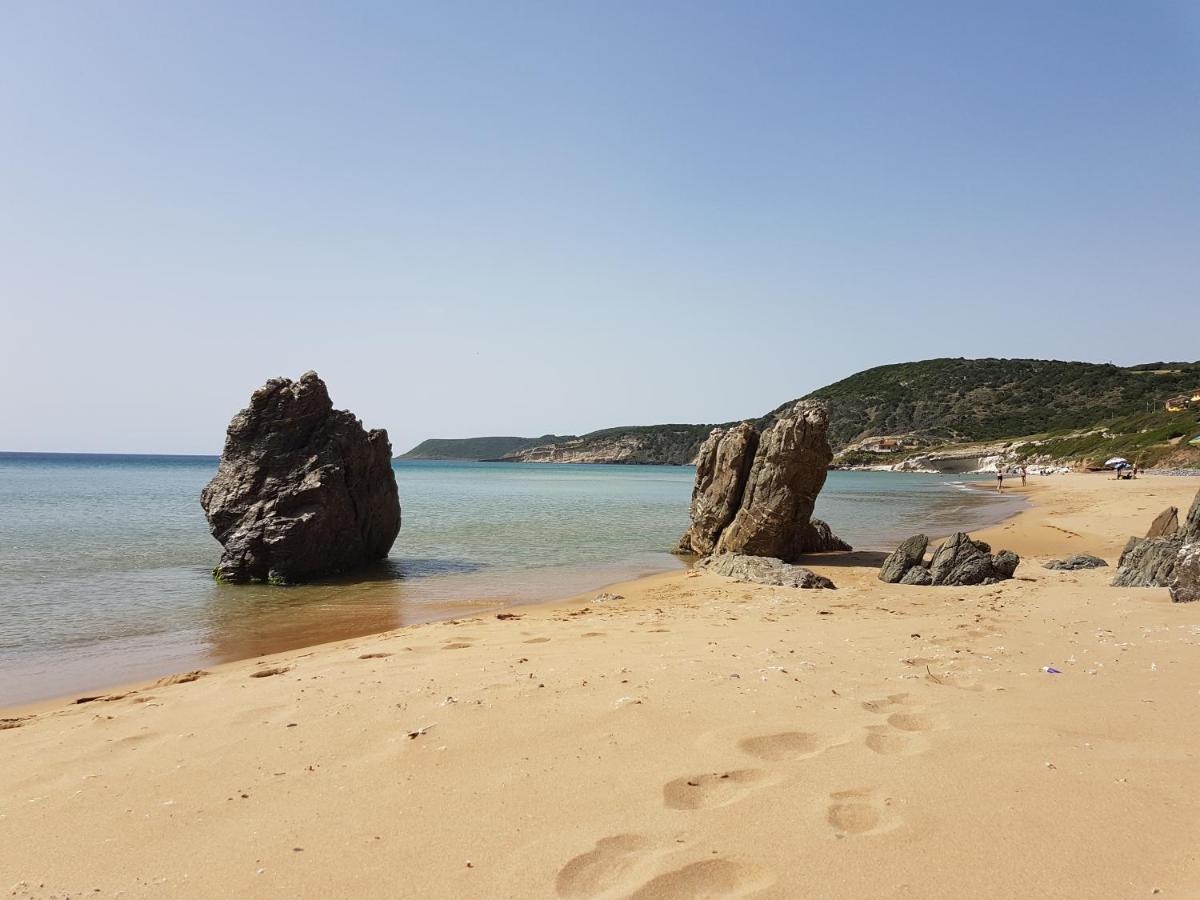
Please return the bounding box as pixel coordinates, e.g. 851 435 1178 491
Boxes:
2 2 1198 454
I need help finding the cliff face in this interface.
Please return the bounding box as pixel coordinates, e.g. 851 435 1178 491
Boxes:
501 425 715 465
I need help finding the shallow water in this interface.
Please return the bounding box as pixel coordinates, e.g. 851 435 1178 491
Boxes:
0 455 1021 705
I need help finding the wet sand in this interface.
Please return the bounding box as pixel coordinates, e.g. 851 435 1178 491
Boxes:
3 474 1198 898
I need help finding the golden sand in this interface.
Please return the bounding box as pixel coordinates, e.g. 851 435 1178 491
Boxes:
3 474 1198 898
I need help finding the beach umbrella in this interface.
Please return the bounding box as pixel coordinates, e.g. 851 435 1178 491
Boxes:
1104 457 1129 468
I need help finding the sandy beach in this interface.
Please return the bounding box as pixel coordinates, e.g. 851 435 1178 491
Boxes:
3 473 1199 898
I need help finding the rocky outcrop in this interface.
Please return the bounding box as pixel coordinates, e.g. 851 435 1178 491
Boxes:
676 402 849 560
878 534 928 583
200 372 401 584
716 401 837 560
879 532 1019 586
1044 554 1108 571
676 423 759 556
698 553 835 589
1172 544 1200 603
1113 488 1200 601
1145 506 1179 539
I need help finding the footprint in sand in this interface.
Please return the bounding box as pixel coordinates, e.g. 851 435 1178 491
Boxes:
358 652 393 660
860 693 913 714
524 637 552 644
738 731 825 762
825 789 898 836
442 642 473 650
555 834 658 898
629 858 774 899
863 725 917 756
662 769 772 810
886 712 934 732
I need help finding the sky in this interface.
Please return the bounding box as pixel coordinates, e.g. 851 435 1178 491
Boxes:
1 1 1198 455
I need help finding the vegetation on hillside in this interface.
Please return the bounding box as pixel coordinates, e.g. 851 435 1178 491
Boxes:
789 358 1200 448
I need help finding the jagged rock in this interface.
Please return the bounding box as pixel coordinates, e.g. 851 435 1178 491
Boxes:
698 553 835 589
878 534 928 583
200 372 401 584
676 401 850 561
1112 488 1200 596
676 423 758 556
1171 544 1200 603
1112 537 1182 588
927 532 1020 586
899 565 933 586
714 401 840 561
799 518 853 553
1044 554 1108 571
1145 506 1179 539
992 549 1020 579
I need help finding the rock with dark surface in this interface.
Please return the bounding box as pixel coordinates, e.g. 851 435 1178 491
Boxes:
1112 537 1182 588
927 532 1020 586
1044 554 1108 571
798 518 853 553
1145 506 1179 539
200 372 401 584
1112 488 1200 597
1171 544 1200 603
676 401 850 561
698 553 835 589
676 423 758 556
899 565 933 586
714 401 840 560
878 534 929 583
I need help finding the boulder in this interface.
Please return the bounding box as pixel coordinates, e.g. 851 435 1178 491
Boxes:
878 534 929 584
1112 537 1182 588
676 423 758 556
676 401 850 561
200 372 401 584
698 553 835 589
1170 544 1200 603
1043 554 1108 571
798 518 853 553
899 565 933 586
714 401 841 561
1112 487 1200 597
927 532 1020 586
1145 506 1179 539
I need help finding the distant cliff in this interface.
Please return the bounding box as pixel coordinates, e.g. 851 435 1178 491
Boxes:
400 435 572 460
499 425 718 466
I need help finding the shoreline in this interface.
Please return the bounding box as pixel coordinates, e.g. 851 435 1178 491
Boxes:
4 474 1199 896
1 476 1026 713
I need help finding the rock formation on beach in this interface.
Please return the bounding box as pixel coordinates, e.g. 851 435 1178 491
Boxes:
879 532 1020 586
676 401 849 561
1043 554 1108 571
200 372 401 584
698 553 835 589
1113 490 1200 602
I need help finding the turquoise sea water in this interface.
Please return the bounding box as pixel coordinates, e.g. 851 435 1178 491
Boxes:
0 455 1021 705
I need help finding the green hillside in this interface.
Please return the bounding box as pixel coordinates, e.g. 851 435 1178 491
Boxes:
400 435 572 460
790 358 1200 448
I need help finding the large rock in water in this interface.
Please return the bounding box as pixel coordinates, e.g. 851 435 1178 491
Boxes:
675 401 849 560
200 372 401 584
676 422 758 556
1113 488 1200 601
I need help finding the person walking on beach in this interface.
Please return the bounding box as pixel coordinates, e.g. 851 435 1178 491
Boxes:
1019 465 1027 487
996 467 1005 493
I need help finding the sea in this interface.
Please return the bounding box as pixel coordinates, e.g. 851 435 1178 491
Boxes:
0 455 1023 706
